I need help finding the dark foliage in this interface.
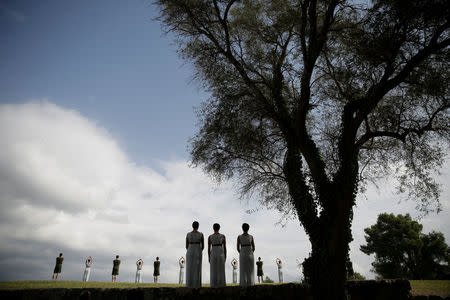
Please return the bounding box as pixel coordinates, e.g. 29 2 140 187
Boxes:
156 0 450 299
361 213 450 279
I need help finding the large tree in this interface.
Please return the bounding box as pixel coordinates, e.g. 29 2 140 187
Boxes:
156 0 450 299
361 213 450 280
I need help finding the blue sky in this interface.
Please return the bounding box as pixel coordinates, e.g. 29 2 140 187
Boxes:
0 0 449 284
1 0 205 166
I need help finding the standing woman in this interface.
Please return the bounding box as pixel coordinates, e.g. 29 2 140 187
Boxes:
231 258 238 284
82 256 93 282
178 257 185 284
237 223 255 286
256 257 264 283
52 253 64 280
111 255 120 282
135 259 144 283
153 257 160 283
208 223 226 287
276 258 283 283
185 221 204 288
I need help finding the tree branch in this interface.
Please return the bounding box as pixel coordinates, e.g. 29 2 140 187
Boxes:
354 21 450 126
356 102 450 148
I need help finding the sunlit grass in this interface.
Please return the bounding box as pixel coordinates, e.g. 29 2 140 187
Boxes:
0 281 183 290
0 281 278 290
4 280 447 297
409 280 450 297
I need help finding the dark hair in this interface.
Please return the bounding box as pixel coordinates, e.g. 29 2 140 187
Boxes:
242 223 250 232
192 221 199 229
213 223 220 231
156 257 159 260
59 253 63 257
116 255 119 259
258 257 261 260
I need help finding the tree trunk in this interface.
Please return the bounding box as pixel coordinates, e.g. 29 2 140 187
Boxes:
309 228 348 299
309 192 353 300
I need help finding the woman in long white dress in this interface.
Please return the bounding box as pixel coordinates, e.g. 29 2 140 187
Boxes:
231 258 238 284
186 221 204 288
208 223 226 287
179 256 185 284
237 223 255 286
135 259 144 283
276 258 283 283
82 256 93 282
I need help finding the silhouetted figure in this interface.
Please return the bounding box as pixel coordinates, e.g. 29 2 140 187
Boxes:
82 256 93 282
52 253 64 280
111 255 120 282
231 258 238 284
153 257 160 283
135 259 144 283
256 257 264 283
208 223 226 287
179 257 185 284
237 223 255 286
276 258 283 283
186 221 204 288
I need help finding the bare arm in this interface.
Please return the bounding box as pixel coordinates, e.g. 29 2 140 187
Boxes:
186 236 189 250
201 234 205 251
251 237 255 252
208 236 211 262
237 236 240 253
223 236 227 260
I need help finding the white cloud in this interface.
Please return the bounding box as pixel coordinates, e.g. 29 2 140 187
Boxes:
0 100 448 283
0 101 309 283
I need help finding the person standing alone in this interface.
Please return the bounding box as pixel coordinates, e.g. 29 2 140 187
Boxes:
178 257 185 284
276 258 283 283
52 253 64 280
185 221 204 288
82 256 93 282
153 257 160 283
208 223 226 287
112 255 120 282
135 259 144 283
231 258 238 284
256 257 264 283
237 223 255 286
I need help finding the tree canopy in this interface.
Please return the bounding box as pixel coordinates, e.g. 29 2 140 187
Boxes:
361 213 450 280
156 0 450 298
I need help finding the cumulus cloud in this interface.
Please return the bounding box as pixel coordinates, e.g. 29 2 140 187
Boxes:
0 101 310 283
0 100 448 283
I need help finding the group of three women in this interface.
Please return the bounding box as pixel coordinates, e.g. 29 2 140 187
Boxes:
185 221 255 288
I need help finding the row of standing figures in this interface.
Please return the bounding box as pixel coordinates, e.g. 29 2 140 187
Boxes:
51 254 283 285
51 222 284 286
184 221 283 287
51 254 161 283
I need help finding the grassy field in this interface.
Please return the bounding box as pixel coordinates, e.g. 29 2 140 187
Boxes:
409 280 450 297
0 280 449 297
0 281 184 290
0 280 245 290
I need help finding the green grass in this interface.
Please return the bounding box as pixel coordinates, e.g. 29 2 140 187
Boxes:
0 281 256 290
0 281 184 290
409 280 450 297
2 280 448 297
